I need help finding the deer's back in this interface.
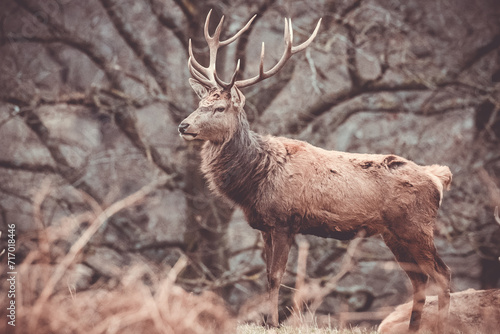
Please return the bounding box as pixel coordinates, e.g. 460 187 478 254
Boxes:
249 137 442 236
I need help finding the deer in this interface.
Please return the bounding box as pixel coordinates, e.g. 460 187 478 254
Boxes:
178 10 452 332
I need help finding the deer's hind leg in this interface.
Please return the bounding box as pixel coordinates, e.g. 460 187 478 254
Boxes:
385 220 451 333
409 238 451 333
383 232 429 332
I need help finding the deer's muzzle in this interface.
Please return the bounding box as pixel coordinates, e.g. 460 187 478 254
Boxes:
178 122 197 140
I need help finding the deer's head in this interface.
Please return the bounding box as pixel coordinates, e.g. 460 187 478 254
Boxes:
178 79 245 143
178 10 321 143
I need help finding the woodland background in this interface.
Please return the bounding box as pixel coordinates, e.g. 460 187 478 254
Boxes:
0 0 499 333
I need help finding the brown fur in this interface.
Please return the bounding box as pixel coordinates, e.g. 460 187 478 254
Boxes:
179 83 452 331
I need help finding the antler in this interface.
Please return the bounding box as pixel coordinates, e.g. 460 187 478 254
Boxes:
189 10 322 91
235 18 322 88
188 10 256 89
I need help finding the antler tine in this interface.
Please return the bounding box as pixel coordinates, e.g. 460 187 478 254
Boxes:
188 56 213 87
235 18 322 89
220 14 257 46
259 42 265 77
204 9 216 42
210 12 256 89
205 10 225 72
188 38 215 84
215 59 241 89
189 10 257 89
287 18 293 47
292 18 322 53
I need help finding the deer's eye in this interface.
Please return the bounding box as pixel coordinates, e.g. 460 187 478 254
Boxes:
214 107 225 113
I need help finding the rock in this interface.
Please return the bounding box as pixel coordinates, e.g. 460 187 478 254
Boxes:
378 288 500 333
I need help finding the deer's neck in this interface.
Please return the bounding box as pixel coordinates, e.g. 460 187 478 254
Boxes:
201 114 270 207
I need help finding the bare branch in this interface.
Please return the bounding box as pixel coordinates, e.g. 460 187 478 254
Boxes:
128 240 186 252
5 28 182 187
455 34 500 77
306 93 477 135
13 0 176 106
12 0 186 178
112 106 180 179
98 0 168 93
0 185 32 203
147 0 188 50
305 231 366 317
13 0 122 87
172 0 197 22
0 159 56 174
283 76 477 134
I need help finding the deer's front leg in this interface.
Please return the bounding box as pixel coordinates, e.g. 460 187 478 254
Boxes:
261 229 294 327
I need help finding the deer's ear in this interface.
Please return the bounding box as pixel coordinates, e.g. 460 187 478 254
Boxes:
230 86 245 108
189 78 209 99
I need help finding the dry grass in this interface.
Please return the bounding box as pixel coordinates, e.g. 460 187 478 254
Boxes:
236 324 378 334
0 177 236 334
0 257 235 334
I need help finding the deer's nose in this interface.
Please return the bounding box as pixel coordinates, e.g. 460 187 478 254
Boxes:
178 123 190 134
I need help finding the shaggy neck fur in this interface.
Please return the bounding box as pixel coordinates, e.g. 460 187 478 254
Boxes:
201 111 275 207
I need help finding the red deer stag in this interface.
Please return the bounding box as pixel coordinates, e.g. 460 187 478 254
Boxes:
178 10 452 332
